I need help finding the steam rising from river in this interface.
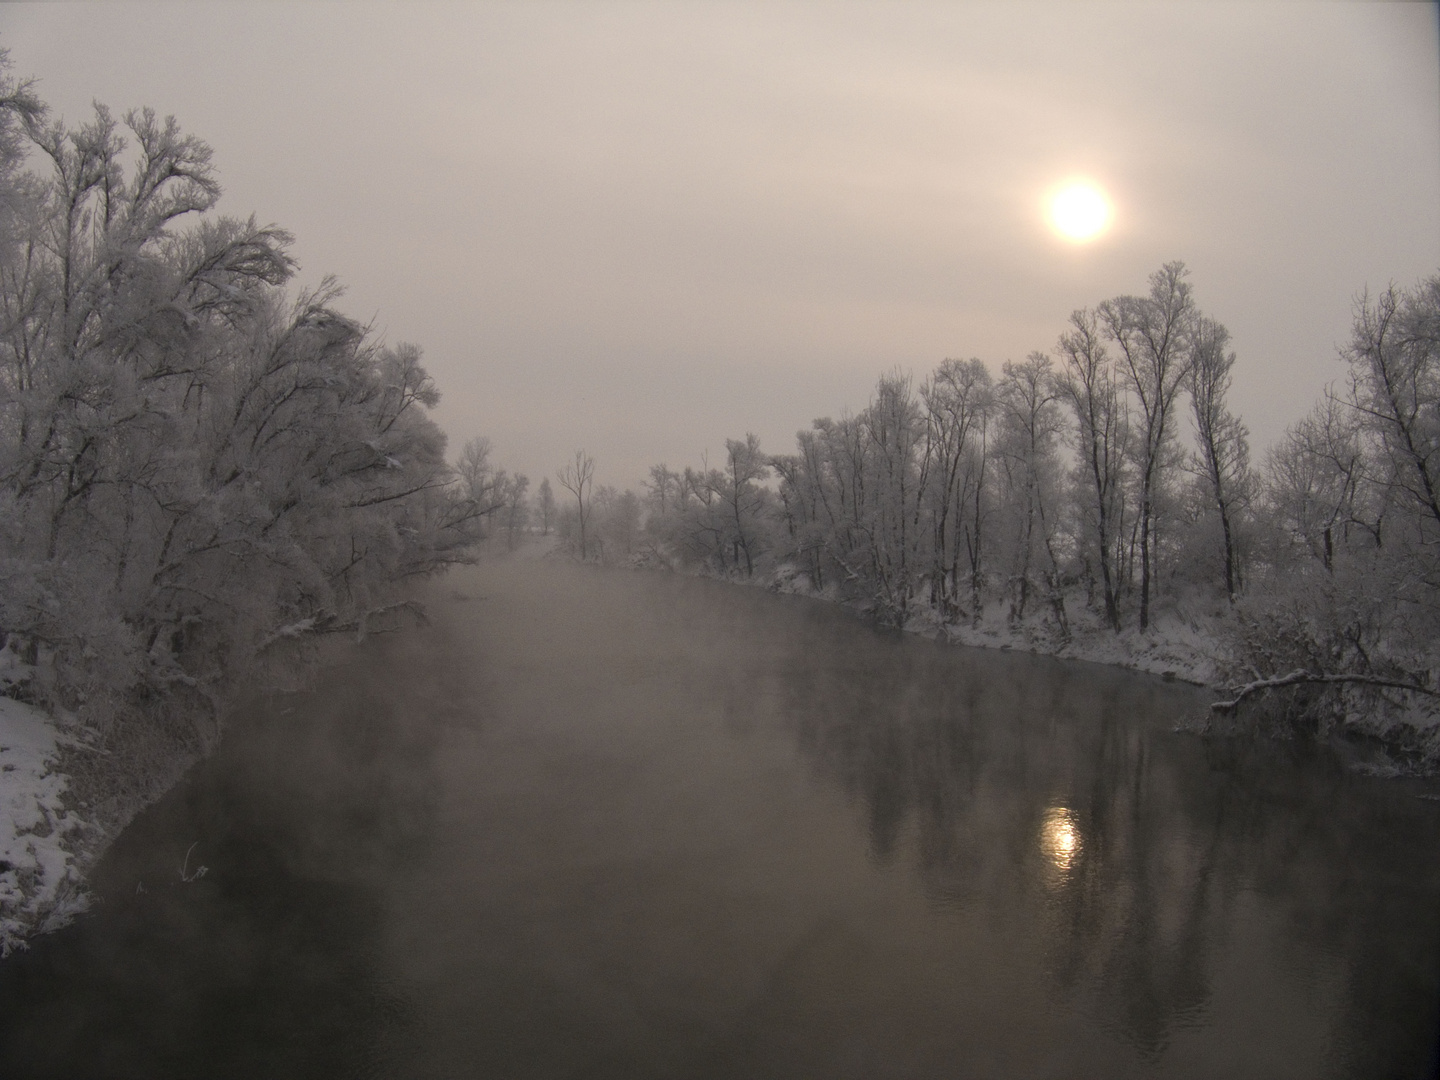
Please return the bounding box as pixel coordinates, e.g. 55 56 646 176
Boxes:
2 558 1436 1077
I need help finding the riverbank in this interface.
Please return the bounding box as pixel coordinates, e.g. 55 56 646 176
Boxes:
664 556 1439 773
0 544 1424 956
0 695 96 957
7 557 1437 1077
0 626 357 955
760 561 1222 686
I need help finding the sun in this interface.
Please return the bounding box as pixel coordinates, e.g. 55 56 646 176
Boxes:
1047 180 1112 243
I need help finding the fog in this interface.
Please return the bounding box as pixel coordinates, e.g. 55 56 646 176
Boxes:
5 3 1437 486
2 7 1440 1071
5 560 1437 1077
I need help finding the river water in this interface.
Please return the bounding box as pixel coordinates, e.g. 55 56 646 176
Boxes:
2 560 1437 1079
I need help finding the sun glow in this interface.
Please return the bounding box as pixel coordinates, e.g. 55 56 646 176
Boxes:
1047 180 1112 243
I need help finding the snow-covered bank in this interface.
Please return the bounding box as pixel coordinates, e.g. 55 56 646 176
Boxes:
615 550 1226 685
768 563 1440 771
923 604 1220 687
636 555 1434 767
0 694 96 957
761 562 1222 686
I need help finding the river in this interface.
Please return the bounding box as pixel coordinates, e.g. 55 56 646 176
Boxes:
2 559 1437 1079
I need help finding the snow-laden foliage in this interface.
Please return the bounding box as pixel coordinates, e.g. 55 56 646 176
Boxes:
0 692 94 957
1228 277 1440 761
639 263 1440 761
0 63 486 756
644 266 1228 634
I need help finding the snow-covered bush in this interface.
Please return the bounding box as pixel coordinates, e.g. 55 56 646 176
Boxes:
0 61 485 788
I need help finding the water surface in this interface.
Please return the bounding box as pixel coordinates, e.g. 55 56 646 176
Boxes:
2 560 1437 1078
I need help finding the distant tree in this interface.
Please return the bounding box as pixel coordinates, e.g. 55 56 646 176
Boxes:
995 352 1067 630
536 476 556 536
1187 317 1251 600
771 430 842 593
454 437 508 534
501 473 529 549
711 434 771 578
456 438 494 501
592 485 642 562
862 372 930 623
646 463 685 518
1265 394 1373 572
1099 262 1196 629
920 358 992 622
556 450 595 559
1057 308 1129 631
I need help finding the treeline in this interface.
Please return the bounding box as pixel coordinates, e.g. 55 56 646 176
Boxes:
620 263 1438 748
636 263 1247 626
0 63 489 771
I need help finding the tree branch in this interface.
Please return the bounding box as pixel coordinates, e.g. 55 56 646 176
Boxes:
1211 670 1439 713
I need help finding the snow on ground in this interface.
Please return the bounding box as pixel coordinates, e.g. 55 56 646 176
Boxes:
927 602 1223 687
764 562 1225 687
0 691 94 957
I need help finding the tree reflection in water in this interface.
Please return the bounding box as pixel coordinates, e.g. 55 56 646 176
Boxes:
767 619 1439 1076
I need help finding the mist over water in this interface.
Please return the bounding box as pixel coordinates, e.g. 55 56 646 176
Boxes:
1 560 1437 1079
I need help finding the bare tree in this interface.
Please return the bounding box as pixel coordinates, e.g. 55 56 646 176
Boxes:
1188 317 1251 600
536 476 556 536
1345 278 1440 551
862 373 929 622
591 485 642 563
646 464 680 517
1265 394 1374 572
502 473 530 549
1057 308 1128 631
995 352 1066 630
920 358 992 622
711 435 770 578
1099 262 1195 629
556 449 595 559
770 435 835 592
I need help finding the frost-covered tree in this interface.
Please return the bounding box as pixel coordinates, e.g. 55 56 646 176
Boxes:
860 373 929 623
1099 262 1195 630
1216 275 1440 749
1187 317 1252 600
591 485 642 562
1346 279 1440 561
1264 394 1374 572
556 449 595 559
712 434 771 578
621 257 1440 759
920 358 992 622
500 473 530 549
0 78 483 758
994 353 1067 631
536 476 555 536
645 464 681 518
1057 308 1130 631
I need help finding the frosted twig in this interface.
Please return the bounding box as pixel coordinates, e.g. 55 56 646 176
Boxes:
1211 670 1440 713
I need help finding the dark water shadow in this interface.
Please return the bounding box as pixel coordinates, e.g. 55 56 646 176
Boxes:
0 633 443 1080
1 561 1437 1080
762 620 1440 1078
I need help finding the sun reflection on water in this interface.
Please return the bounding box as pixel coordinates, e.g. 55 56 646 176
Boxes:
1040 806 1082 873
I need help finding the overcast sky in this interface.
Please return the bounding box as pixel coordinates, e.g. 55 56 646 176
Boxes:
5 3 1439 488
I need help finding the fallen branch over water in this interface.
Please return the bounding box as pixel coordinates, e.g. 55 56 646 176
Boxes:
1211 670 1440 713
256 601 430 651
